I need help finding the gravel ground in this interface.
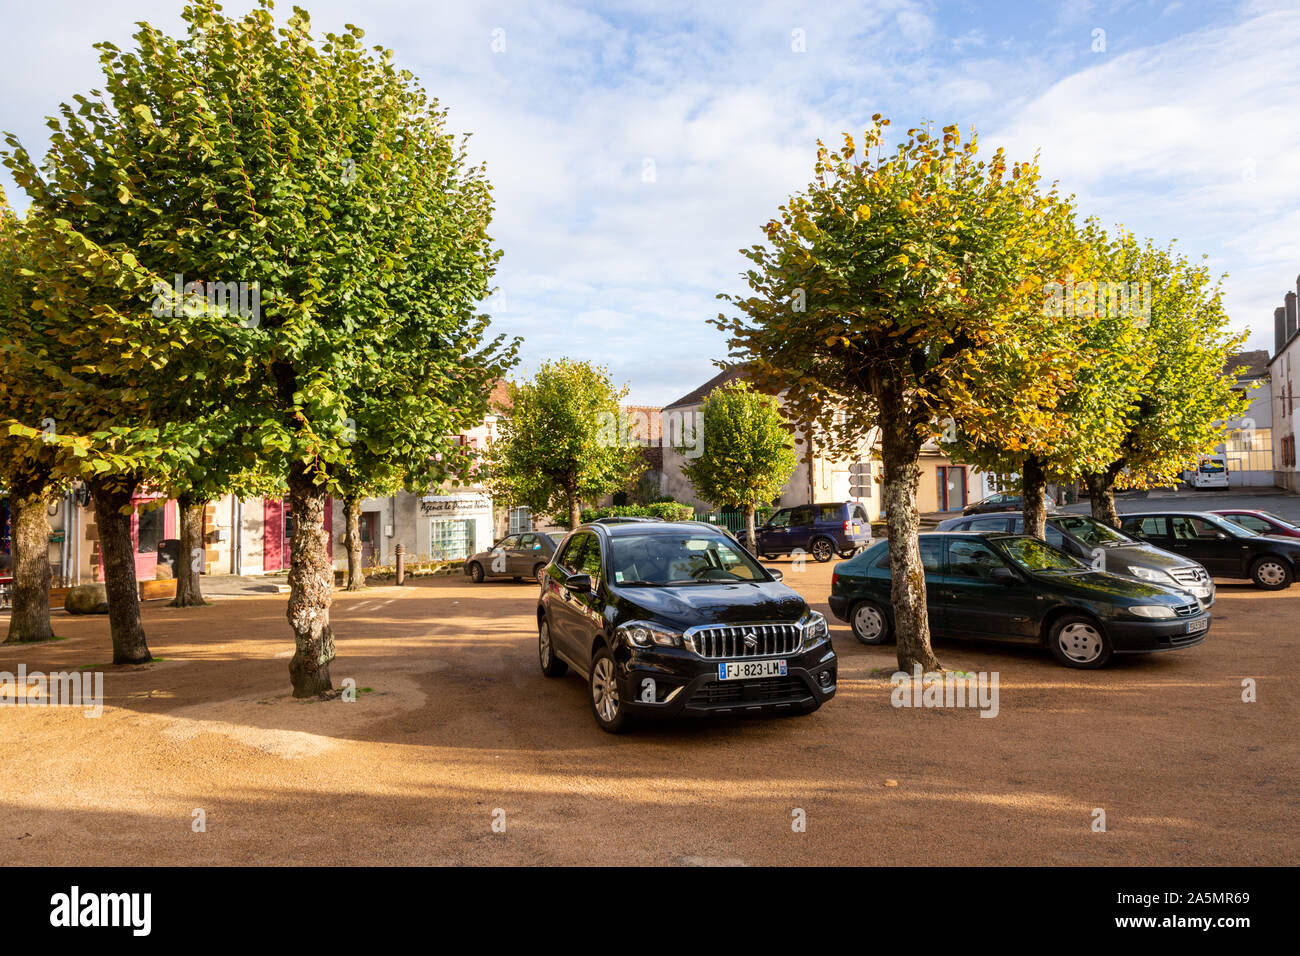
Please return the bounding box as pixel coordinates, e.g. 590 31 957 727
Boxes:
1 558 1295 866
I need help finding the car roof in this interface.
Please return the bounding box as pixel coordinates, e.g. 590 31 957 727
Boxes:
581 519 727 537
1120 510 1226 518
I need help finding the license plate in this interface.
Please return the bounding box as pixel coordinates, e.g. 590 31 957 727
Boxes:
1186 617 1209 634
852 524 861 533
718 659 787 681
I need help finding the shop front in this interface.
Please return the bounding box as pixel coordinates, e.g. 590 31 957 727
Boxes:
420 494 493 562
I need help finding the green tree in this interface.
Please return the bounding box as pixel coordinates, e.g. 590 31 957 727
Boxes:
681 380 796 546
1078 235 1248 526
2 1 516 690
487 359 644 530
0 190 61 643
716 119 1079 671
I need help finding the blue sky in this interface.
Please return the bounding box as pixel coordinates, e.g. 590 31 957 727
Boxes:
2 0 1296 405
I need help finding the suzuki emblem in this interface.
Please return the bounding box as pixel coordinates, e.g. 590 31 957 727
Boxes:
744 630 758 650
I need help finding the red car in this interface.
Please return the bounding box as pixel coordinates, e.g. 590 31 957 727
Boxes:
1211 509 1300 539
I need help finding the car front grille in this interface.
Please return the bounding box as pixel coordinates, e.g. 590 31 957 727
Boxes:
1172 602 1201 617
1168 630 1206 647
691 676 811 706
1169 566 1210 587
687 623 802 659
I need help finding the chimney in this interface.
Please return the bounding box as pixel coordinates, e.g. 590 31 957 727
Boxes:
1289 289 1299 344
1277 306 1288 357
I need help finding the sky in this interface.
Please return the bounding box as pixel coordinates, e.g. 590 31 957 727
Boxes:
1 0 1297 406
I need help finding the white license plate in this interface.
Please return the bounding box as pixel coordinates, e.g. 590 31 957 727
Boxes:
1186 617 1209 634
718 659 787 681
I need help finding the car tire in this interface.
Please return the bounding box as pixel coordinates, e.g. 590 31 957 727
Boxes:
762 553 778 561
538 618 567 677
533 563 547 585
467 562 484 583
1048 614 1113 669
810 538 835 563
850 600 892 645
1249 555 1293 590
589 646 631 733
838 548 858 558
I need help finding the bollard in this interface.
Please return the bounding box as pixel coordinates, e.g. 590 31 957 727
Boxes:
395 543 405 586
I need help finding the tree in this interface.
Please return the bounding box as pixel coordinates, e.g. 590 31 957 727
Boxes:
680 380 796 546
3 1 517 691
1078 235 1248 526
716 118 1079 671
487 359 644 530
944 221 1151 539
0 190 60 643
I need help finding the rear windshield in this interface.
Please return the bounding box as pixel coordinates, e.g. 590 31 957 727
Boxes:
1053 514 1132 547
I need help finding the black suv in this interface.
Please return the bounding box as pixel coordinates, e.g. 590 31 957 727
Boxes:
537 520 837 732
1119 511 1300 590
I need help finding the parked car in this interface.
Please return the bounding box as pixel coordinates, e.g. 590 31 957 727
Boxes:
735 501 871 562
935 511 1214 605
537 520 837 732
1119 511 1300 589
1187 455 1230 489
828 532 1211 668
465 531 563 584
962 491 1056 516
1211 509 1300 539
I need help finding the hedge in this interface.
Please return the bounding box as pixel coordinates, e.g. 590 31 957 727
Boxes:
580 502 695 523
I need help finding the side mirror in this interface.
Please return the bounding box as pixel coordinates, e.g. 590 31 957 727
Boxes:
989 566 1020 585
564 573 593 594
1215 533 1228 540
765 567 784 582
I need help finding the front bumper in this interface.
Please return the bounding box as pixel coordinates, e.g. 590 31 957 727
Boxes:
1108 613 1211 653
616 639 838 718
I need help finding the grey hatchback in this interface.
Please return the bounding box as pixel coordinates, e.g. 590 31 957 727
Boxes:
465 532 563 584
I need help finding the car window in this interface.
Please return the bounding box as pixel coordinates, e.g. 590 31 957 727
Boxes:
947 539 1005 579
497 535 519 550
556 533 589 573
767 509 791 529
577 535 604 579
873 539 942 572
976 515 1015 532
853 505 869 523
1125 516 1167 537
1053 515 1131 547
1171 516 1225 540
1261 512 1300 531
789 505 814 527
518 533 539 550
1224 513 1270 534
817 504 842 523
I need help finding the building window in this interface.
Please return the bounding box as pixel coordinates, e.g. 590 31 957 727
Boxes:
137 505 163 554
1223 425 1272 473
508 507 532 534
430 519 476 561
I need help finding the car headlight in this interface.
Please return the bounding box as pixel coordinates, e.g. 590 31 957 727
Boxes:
617 620 683 648
1129 605 1177 619
800 610 830 645
1128 566 1176 585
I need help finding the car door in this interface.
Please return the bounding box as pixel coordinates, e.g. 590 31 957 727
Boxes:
939 538 1039 641
488 535 519 576
513 533 541 576
546 533 590 664
759 508 792 554
1122 516 1171 549
787 505 815 554
1167 515 1239 576
872 538 947 634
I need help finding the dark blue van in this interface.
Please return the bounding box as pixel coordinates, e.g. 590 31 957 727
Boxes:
737 501 872 562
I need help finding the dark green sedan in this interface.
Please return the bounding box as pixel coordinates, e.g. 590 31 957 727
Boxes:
828 532 1211 668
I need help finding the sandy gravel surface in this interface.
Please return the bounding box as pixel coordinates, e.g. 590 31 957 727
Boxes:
1 561 1295 866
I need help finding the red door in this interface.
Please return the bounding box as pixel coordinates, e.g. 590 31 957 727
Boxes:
264 497 285 572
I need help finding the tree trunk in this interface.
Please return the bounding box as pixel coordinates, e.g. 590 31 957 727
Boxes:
4 477 54 644
88 477 152 664
1085 469 1121 529
344 495 366 590
569 494 582 531
1022 456 1049 540
744 503 758 557
286 463 336 697
171 495 207 607
879 405 941 673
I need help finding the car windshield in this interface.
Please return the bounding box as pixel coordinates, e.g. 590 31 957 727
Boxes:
608 533 768 585
1053 514 1133 547
1260 512 1300 531
1203 514 1256 538
999 536 1086 573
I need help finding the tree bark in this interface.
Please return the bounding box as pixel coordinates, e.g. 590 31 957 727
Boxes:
1022 456 1049 540
88 477 152 664
1085 468 1122 529
286 463 336 697
879 404 941 673
343 494 366 590
171 495 207 607
568 493 582 530
744 503 758 557
4 477 55 644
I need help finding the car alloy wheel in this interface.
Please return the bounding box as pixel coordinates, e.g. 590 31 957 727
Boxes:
851 601 891 645
1251 557 1292 590
592 657 619 722
538 619 567 677
468 562 484 583
534 564 546 585
811 538 834 562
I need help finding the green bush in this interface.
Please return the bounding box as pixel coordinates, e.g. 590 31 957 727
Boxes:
581 501 695 523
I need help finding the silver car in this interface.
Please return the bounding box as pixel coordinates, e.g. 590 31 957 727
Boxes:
465 532 564 585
